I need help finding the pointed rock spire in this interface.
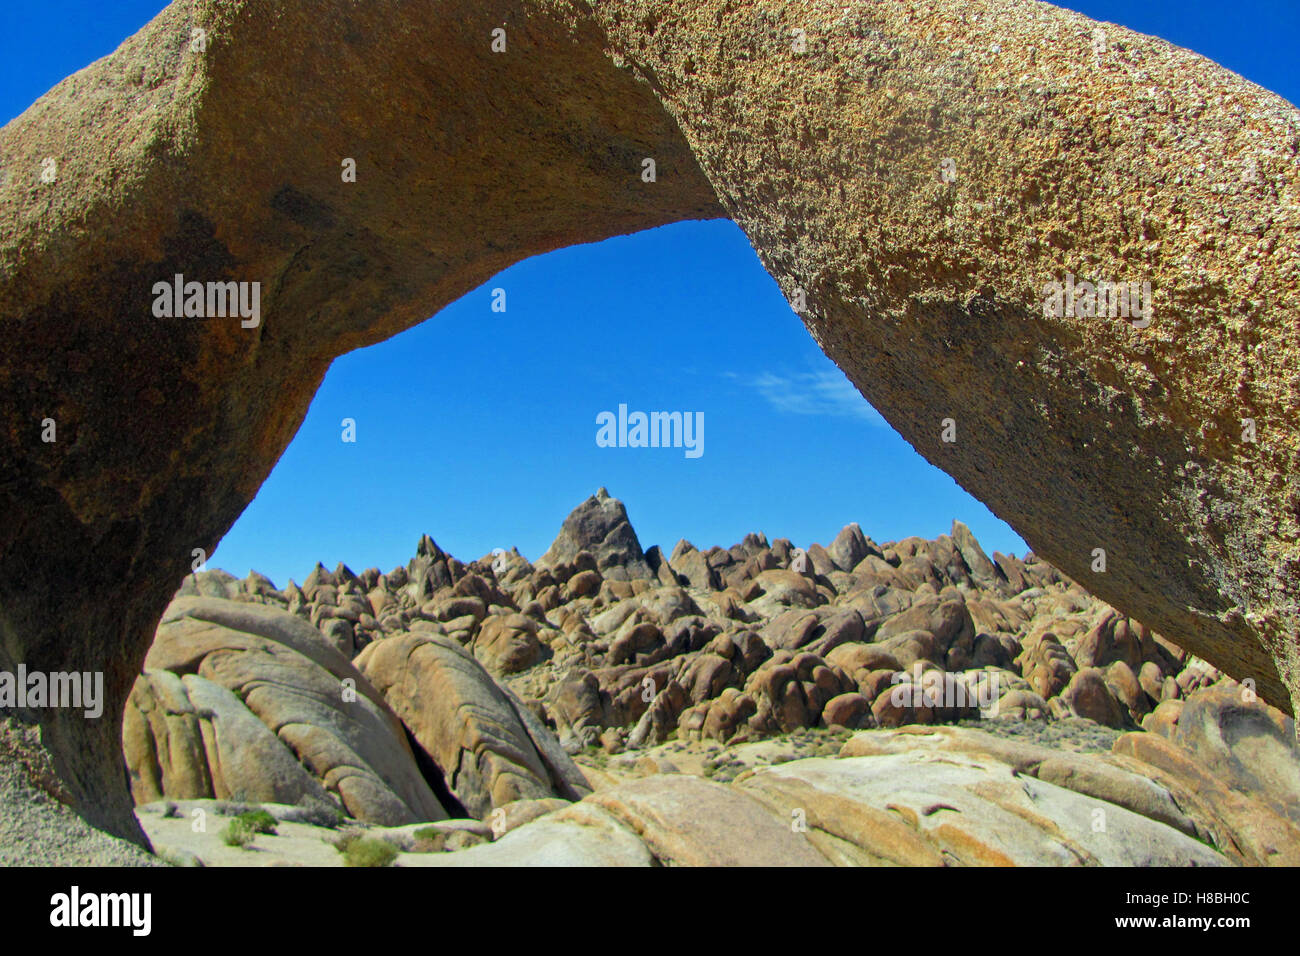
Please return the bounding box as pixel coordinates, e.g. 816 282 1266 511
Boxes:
537 489 652 581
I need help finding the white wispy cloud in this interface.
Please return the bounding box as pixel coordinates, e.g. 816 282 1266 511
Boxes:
732 369 887 426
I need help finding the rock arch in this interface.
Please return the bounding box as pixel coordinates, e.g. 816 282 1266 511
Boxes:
0 0 1296 847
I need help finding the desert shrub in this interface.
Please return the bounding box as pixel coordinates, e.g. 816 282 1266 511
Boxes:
213 800 259 816
221 819 255 849
233 809 278 835
342 837 398 868
329 827 365 854
283 798 345 829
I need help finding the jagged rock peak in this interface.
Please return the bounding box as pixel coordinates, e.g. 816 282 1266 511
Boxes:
538 489 653 581
416 534 444 559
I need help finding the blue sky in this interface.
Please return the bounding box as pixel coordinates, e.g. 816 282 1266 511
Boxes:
4 2 1295 587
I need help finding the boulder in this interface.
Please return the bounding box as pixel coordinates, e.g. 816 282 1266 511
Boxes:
826 642 903 685
356 630 592 817
1169 683 1300 821
951 521 1006 591
586 775 830 867
740 754 1226 867
538 489 653 580
124 670 333 809
876 599 973 655
127 598 447 825
473 613 544 675
827 523 874 573
821 692 873 730
750 569 824 609
667 543 719 592
695 689 759 743
1059 668 1131 728
1016 633 1078 700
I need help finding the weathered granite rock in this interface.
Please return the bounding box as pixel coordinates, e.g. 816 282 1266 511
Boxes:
952 520 1007 592
420 802 655 867
746 752 1226 866
127 598 448 825
1111 731 1300 866
585 774 832 866
1166 683 1300 820
537 488 653 581
827 523 874 573
1 0 1297 849
355 630 591 817
407 742 1233 867
473 613 545 676
842 723 1300 865
123 669 333 808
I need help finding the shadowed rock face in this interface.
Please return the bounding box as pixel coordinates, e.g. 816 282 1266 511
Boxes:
0 0 1296 847
538 488 654 580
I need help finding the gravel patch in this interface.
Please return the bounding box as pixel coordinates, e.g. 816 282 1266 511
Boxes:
954 715 1124 754
0 721 161 867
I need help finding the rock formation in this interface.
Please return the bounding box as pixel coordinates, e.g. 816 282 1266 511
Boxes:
115 495 1300 867
125 597 451 825
139 711 1298 866
124 594 592 824
355 631 592 817
537 488 654 581
0 0 1296 850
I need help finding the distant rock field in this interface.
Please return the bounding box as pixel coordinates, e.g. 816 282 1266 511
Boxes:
121 490 1300 866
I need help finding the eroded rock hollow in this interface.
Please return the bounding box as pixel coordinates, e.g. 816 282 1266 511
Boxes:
0 0 1296 847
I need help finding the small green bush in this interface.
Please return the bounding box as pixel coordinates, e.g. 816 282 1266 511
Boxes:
284 798 345 829
233 809 278 835
342 837 398 868
221 819 255 849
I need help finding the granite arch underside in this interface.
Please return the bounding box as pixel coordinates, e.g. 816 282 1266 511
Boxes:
0 0 1296 846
